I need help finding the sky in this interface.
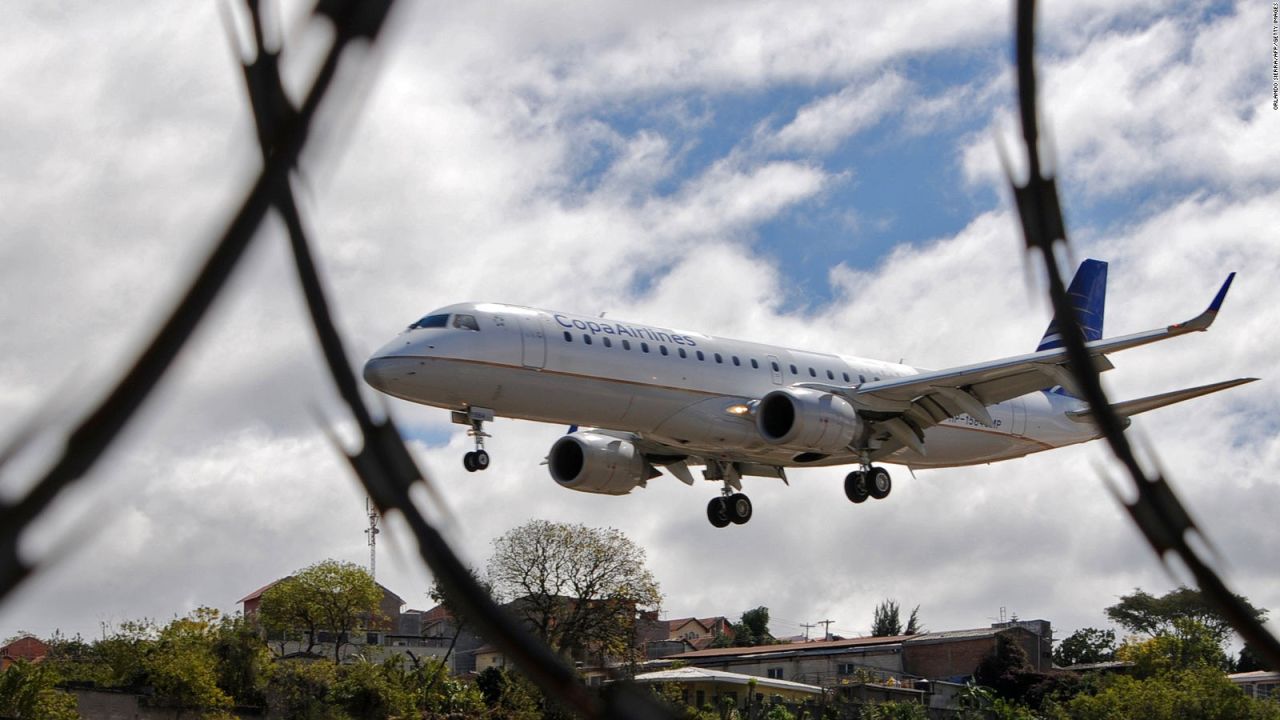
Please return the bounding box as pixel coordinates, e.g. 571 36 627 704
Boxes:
2 1 1278 650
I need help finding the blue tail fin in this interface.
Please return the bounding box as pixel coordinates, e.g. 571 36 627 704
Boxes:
1036 259 1108 352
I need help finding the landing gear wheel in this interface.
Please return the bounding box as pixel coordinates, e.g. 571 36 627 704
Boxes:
473 449 490 471
727 493 753 525
868 467 892 499
463 452 478 473
706 497 731 528
844 471 870 503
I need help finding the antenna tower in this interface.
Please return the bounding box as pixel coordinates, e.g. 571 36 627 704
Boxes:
365 498 380 580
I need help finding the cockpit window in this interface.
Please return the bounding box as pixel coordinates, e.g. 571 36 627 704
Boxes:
452 314 480 331
409 313 449 330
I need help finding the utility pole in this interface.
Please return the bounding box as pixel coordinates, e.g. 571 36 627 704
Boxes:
801 622 816 641
817 619 834 641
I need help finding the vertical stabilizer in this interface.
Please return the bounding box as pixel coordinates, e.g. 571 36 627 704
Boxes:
1037 259 1107 352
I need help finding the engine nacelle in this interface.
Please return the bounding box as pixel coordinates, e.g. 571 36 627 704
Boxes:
756 387 862 453
548 432 649 495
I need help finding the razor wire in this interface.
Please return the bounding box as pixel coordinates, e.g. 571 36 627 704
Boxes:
0 3 1274 719
1010 0 1280 670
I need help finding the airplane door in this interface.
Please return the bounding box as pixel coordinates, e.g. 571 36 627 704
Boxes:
519 315 546 369
1010 397 1027 436
767 354 783 385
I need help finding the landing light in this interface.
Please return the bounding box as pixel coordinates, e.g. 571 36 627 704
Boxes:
725 404 750 416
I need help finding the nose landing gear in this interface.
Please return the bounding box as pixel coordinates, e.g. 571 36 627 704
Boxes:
453 407 494 473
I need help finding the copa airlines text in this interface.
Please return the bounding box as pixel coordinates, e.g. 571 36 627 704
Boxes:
363 260 1255 528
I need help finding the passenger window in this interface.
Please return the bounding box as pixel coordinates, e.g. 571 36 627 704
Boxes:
859 375 866 383
409 313 449 330
563 331 572 342
732 356 740 366
715 353 724 364
809 367 817 377
696 350 705 361
642 342 650 353
768 360 777 371
827 370 835 380
789 364 798 375
660 346 669 356
603 337 612 348
678 348 687 358
622 340 631 350
583 334 592 345
843 372 850 382
452 314 480 331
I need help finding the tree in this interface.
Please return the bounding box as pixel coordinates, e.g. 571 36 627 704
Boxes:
1052 628 1116 667
258 559 385 664
872 600 902 637
1058 667 1280 720
1114 617 1229 677
729 606 775 647
1105 586 1265 647
144 608 234 715
486 520 662 663
0 660 81 720
871 599 922 637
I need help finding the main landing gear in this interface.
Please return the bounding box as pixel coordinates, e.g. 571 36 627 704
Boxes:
704 461 753 528
707 490 753 528
844 465 892 503
453 407 494 473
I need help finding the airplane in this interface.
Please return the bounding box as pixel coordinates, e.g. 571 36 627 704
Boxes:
362 260 1256 528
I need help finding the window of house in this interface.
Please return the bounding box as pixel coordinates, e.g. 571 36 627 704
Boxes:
767 668 784 679
366 632 380 645
838 663 856 676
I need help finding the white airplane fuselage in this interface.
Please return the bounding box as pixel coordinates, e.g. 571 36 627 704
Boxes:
364 302 1099 470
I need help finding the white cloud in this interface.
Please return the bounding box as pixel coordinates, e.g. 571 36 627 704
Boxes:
766 74 909 154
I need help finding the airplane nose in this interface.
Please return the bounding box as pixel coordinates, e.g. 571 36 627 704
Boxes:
363 355 393 391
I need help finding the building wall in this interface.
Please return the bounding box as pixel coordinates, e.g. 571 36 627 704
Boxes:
903 629 1042 679
690 647 905 686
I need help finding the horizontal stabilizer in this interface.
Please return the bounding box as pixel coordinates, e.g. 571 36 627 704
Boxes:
1066 378 1258 422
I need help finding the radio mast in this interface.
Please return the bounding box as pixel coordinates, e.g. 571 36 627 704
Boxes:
365 498 380 580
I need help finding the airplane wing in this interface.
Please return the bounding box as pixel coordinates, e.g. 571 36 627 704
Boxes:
798 273 1238 455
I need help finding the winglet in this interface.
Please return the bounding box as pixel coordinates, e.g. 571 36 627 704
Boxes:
1171 272 1236 333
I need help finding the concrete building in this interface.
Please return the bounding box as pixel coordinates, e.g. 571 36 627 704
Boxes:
1229 670 1280 700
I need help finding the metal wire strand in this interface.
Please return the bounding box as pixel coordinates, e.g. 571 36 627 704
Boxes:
1010 0 1280 670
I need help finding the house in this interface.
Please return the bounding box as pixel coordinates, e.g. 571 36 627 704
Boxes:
630 666 824 711
666 622 1053 689
0 635 49 671
1229 670 1280 699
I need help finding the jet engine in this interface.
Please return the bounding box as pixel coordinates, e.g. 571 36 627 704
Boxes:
548 432 653 495
756 387 862 453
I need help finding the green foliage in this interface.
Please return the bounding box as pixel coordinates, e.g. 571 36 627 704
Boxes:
1057 667 1280 720
487 520 662 662
1106 586 1266 647
268 660 343 720
904 605 923 636
0 660 81 720
1115 618 1229 677
764 704 795 720
730 606 776 647
144 607 234 713
867 700 927 719
871 600 902 637
259 559 384 664
330 658 415 719
1052 628 1116 667
474 666 540 719
209 611 272 707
